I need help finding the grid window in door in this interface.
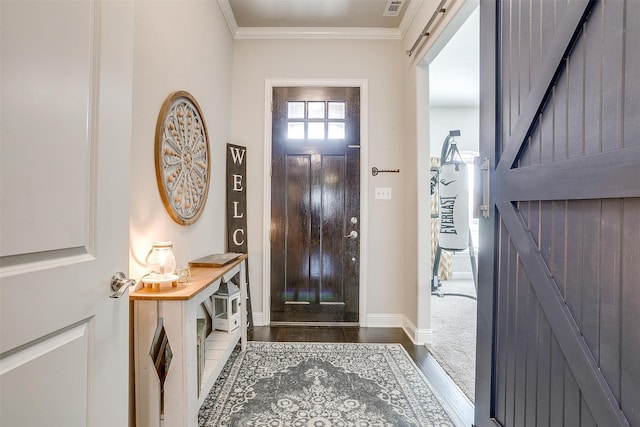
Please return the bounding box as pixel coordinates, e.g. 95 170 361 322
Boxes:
287 101 346 140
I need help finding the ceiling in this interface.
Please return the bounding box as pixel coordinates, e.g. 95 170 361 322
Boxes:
220 0 421 38
228 0 410 28
220 0 479 107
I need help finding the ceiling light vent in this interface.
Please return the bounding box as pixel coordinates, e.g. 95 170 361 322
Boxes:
383 0 405 17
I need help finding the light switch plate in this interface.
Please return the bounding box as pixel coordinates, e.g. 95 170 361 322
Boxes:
375 187 392 200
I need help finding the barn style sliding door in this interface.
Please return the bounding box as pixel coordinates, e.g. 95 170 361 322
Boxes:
476 0 640 426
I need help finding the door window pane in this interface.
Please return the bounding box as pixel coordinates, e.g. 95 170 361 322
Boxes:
328 122 345 139
308 102 325 119
328 102 345 119
288 122 305 139
308 122 325 139
288 102 305 119
287 100 346 140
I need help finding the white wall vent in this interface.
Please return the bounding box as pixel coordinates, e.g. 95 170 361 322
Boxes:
383 0 405 17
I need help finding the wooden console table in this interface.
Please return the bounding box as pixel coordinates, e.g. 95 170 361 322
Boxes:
130 255 247 427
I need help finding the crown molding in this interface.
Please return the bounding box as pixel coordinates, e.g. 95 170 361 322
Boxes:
218 0 238 36
234 26 402 40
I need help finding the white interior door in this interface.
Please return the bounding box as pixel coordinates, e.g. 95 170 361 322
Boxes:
0 1 134 426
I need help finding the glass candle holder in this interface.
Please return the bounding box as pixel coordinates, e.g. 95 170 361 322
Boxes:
145 241 176 280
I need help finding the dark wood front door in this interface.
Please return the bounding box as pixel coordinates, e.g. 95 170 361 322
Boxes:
476 0 640 426
270 87 360 324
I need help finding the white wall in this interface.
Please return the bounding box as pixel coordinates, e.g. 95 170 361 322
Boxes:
229 38 406 325
429 106 479 157
129 1 234 280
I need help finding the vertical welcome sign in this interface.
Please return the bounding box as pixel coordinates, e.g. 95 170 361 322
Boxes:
226 143 247 252
226 143 252 329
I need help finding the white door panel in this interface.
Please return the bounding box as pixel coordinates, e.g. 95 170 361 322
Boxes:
1 0 92 257
0 0 134 426
0 321 90 427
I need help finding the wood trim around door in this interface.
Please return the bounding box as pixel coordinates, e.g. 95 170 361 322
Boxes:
262 79 369 326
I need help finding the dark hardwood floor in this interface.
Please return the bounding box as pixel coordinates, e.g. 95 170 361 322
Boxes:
249 325 428 368
247 325 474 426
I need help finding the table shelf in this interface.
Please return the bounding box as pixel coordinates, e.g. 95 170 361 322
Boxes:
198 329 240 406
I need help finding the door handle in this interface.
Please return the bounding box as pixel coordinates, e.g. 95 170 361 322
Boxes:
109 272 136 298
344 230 358 239
480 157 490 219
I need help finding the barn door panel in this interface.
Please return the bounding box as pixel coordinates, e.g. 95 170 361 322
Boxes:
476 0 640 426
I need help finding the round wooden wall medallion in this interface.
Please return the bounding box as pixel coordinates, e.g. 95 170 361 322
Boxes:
155 91 210 225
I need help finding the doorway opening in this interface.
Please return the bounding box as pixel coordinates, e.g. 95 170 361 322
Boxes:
427 5 479 404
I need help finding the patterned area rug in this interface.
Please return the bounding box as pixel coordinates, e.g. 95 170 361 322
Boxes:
199 342 456 426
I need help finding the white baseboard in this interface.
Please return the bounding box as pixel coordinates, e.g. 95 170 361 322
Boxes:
251 312 265 326
448 250 476 281
414 328 433 346
401 316 432 346
366 313 403 328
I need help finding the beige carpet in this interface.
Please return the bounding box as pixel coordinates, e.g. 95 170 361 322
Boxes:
428 279 477 402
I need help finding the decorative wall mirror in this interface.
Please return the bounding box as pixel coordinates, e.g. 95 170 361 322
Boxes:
154 91 210 225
